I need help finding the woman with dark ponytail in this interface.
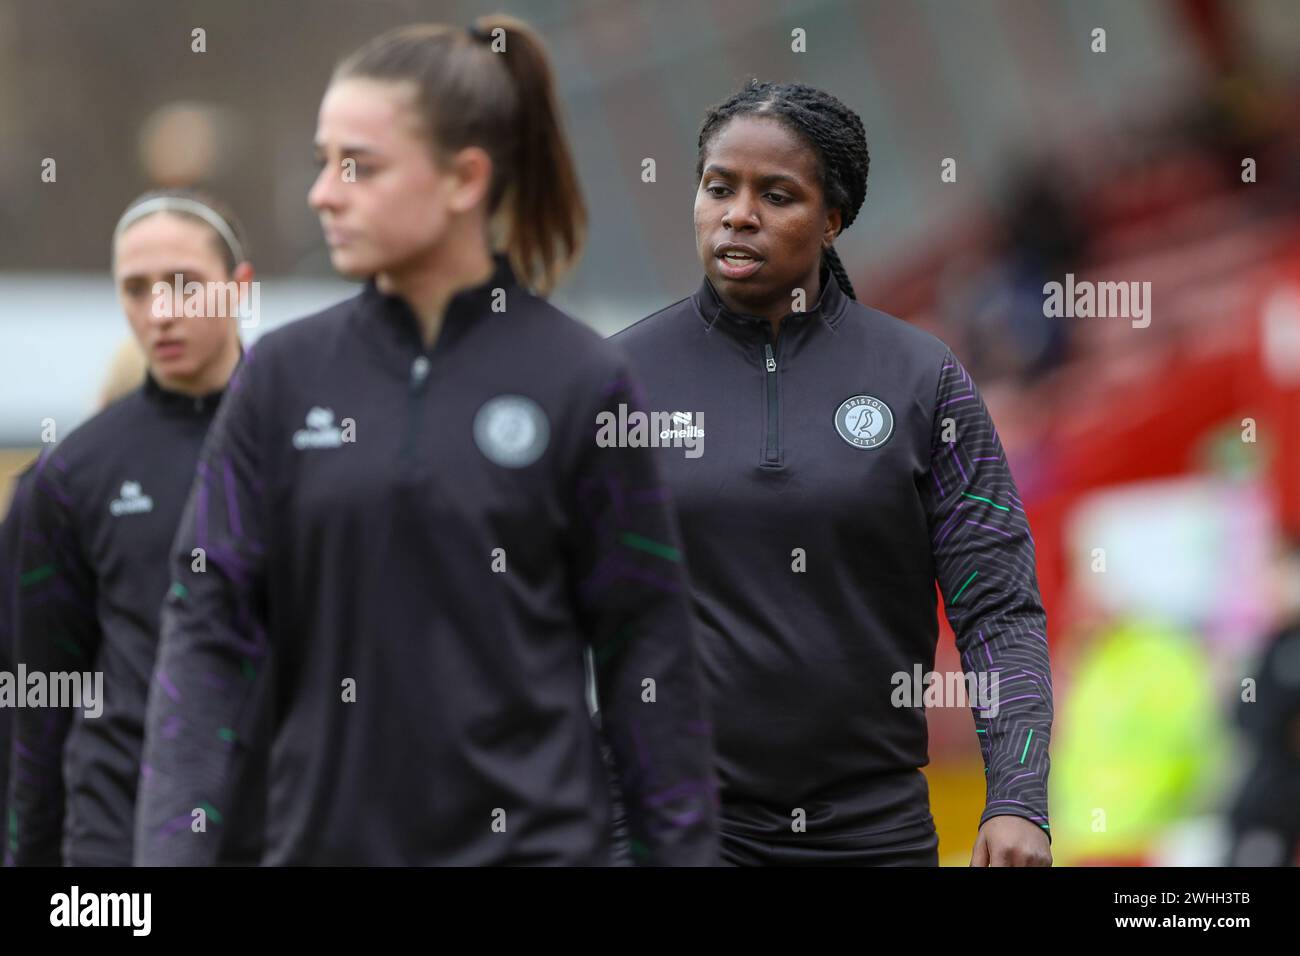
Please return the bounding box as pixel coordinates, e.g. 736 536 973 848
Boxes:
614 80 1054 866
135 17 717 866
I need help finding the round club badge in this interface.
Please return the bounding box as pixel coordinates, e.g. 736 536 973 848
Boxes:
473 394 550 468
834 394 894 449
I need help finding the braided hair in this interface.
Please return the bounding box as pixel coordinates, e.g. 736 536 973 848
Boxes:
696 80 868 300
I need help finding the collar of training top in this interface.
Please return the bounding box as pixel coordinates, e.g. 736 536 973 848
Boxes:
692 259 849 338
360 252 519 352
142 353 237 416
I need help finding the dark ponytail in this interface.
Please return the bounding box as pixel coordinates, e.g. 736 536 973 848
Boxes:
334 16 586 295
697 80 869 300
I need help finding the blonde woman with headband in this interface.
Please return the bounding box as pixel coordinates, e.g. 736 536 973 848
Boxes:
6 188 266 866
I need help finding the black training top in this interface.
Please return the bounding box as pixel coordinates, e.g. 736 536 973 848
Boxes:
134 254 719 866
611 265 1054 861
1 459 38 864
7 373 265 866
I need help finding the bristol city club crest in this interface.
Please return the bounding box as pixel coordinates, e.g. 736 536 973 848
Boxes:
833 394 894 449
473 394 550 468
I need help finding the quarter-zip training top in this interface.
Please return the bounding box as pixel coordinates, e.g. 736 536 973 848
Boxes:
1 459 39 864
134 254 719 866
612 265 1054 862
8 372 265 866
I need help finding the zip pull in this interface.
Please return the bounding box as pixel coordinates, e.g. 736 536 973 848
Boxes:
764 343 777 373
410 355 430 389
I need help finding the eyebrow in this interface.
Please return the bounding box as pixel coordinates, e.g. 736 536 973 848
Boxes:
702 164 803 188
117 266 214 283
313 143 384 158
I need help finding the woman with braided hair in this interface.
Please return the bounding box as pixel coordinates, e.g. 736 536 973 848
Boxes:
613 80 1055 866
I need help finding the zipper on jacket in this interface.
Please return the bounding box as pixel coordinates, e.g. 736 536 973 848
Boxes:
763 338 780 465
402 353 431 464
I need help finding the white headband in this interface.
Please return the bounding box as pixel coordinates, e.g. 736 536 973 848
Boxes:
113 196 245 266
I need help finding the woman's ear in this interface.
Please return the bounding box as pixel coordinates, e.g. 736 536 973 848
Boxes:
447 145 494 215
823 207 843 247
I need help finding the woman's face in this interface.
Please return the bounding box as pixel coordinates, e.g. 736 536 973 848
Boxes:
694 115 841 317
113 213 244 389
309 77 468 279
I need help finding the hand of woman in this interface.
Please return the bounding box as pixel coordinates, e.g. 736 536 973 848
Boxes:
970 815 1053 866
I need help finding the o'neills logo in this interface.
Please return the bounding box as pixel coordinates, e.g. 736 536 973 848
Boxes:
292 407 355 449
595 404 704 459
109 480 153 516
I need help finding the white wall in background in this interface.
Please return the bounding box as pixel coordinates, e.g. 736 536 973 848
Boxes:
0 272 659 447
0 273 356 445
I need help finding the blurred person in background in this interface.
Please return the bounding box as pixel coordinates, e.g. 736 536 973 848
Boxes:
1052 617 1222 866
946 161 1083 388
6 189 264 866
2 336 145 861
1224 531 1300 866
